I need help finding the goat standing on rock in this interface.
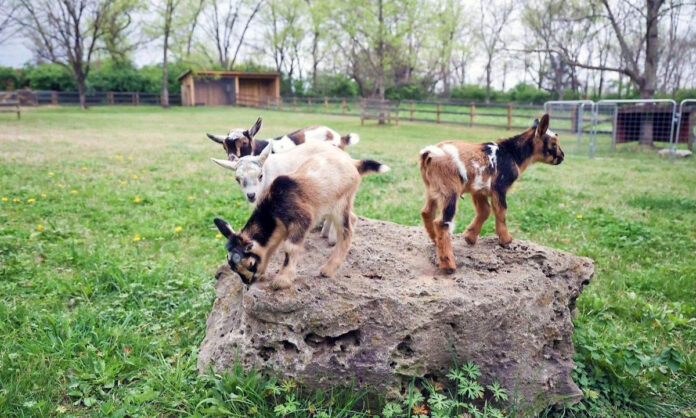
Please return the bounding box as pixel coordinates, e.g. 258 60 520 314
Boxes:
214 146 389 290
207 117 360 160
419 114 564 273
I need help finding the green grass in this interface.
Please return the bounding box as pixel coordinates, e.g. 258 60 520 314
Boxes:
1 106 694 417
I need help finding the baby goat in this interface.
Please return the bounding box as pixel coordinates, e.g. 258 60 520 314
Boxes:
207 116 360 160
214 149 389 289
419 114 564 273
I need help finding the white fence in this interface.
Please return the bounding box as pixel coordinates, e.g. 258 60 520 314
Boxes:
544 99 695 158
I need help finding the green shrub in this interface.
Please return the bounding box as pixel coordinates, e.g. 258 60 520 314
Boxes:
87 60 143 92
308 74 360 98
385 83 427 100
508 83 551 104
24 63 76 91
0 67 22 90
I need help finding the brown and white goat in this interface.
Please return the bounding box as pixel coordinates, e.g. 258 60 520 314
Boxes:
419 114 564 273
207 116 360 160
214 149 389 290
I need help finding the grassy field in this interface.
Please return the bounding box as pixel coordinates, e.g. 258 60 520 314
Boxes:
1 106 694 417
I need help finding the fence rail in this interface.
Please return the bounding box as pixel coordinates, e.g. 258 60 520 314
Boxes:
0 90 181 107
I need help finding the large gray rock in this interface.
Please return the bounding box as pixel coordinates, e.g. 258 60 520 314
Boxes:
198 217 594 415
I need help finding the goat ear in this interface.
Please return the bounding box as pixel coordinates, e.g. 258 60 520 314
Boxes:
214 218 235 238
255 142 272 166
531 118 539 129
247 117 263 138
211 157 238 171
207 133 226 144
535 114 549 137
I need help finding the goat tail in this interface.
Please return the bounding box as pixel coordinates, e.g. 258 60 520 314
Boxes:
354 159 390 175
341 133 360 147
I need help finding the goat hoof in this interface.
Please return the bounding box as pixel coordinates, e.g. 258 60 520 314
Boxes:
438 259 456 274
464 233 477 245
319 266 335 278
498 236 513 247
271 275 293 290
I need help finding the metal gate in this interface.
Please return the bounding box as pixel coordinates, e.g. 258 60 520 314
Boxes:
544 99 691 157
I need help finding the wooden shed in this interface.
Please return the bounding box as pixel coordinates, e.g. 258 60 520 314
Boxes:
178 70 280 107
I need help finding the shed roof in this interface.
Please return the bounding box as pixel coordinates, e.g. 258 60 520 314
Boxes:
177 69 280 81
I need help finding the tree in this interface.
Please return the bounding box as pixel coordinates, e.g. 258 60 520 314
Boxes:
0 0 19 46
202 0 262 69
476 0 513 103
17 0 113 109
101 0 140 63
159 0 180 108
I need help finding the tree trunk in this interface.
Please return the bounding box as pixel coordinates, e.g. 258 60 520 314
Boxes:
641 0 660 100
312 30 319 92
377 0 385 123
485 60 492 104
77 74 87 110
161 1 172 109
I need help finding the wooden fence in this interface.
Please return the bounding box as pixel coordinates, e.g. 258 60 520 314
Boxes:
232 93 543 131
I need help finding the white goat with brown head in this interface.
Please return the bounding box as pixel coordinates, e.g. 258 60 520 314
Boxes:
214 147 389 289
207 116 360 161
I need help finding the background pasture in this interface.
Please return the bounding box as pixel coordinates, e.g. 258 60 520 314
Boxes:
0 107 694 416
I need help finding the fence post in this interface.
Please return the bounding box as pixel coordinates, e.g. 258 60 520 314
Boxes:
342 99 346 114
308 98 312 112
410 102 414 121
292 98 297 111
324 97 328 113
470 103 475 127
51 91 58 105
107 92 114 105
507 103 512 130
132 92 139 105
437 102 441 123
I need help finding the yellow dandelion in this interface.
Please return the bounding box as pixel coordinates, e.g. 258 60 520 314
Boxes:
128 155 134 161
48 171 54 176
133 234 141 242
41 193 47 198
13 198 20 203
1 196 7 202
70 189 77 194
132 174 138 180
187 195 195 201
27 198 36 203
133 196 142 203
215 232 222 239
141 169 146 174
120 180 127 185
37 224 43 232
576 214 583 220
81 166 87 172
58 183 65 189
236 201 241 206
174 226 183 233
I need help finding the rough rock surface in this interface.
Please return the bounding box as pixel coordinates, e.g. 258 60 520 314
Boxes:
198 217 594 414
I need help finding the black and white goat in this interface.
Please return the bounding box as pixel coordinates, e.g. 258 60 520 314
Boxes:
207 117 360 161
214 147 389 289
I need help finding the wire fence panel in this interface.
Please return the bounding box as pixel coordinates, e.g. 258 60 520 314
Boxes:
675 100 696 151
543 101 596 153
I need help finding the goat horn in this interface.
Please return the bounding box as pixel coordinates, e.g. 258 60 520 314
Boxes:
210 157 238 171
207 133 226 144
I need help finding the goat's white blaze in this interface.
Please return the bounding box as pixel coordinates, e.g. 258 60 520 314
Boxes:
420 145 445 157
442 144 468 183
471 161 489 192
271 135 296 153
547 129 557 138
486 144 499 170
